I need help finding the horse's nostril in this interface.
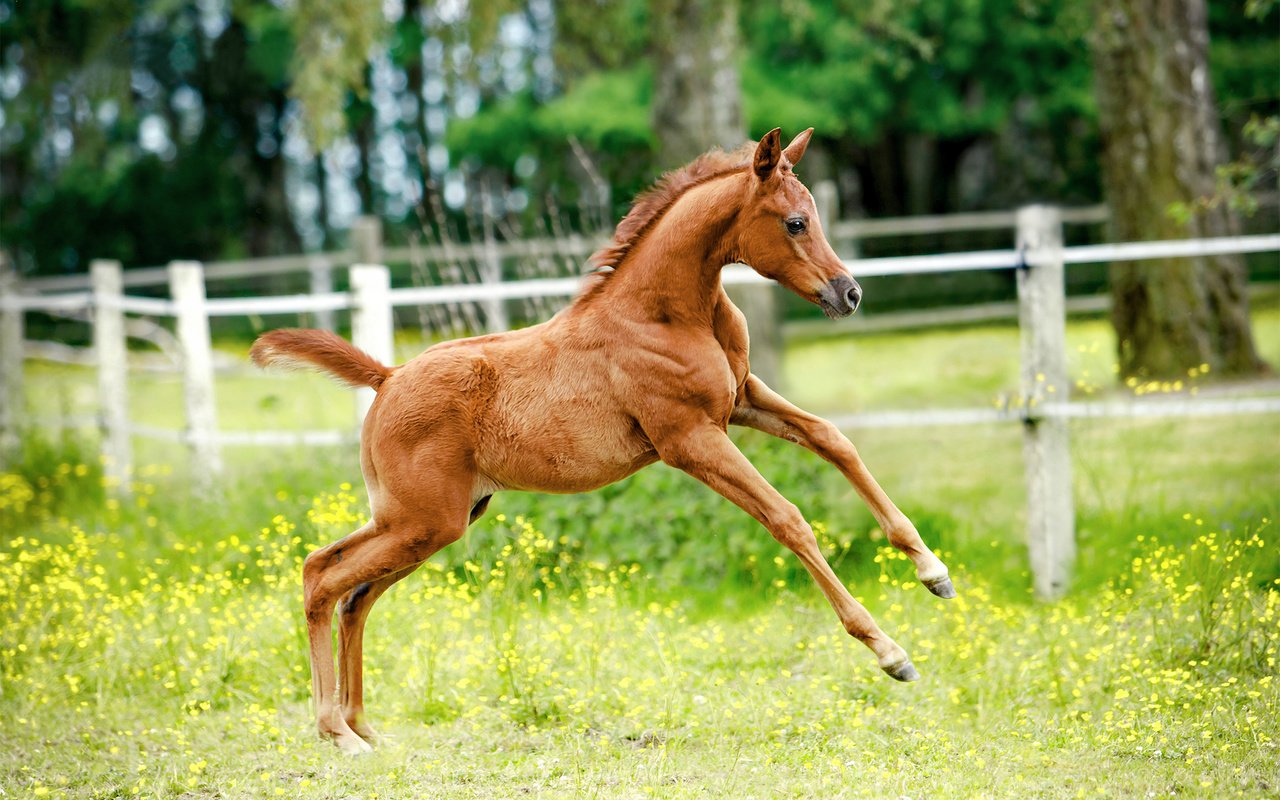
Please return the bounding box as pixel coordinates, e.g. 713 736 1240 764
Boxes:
845 284 862 311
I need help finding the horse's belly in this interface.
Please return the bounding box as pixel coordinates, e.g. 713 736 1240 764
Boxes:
476 402 658 494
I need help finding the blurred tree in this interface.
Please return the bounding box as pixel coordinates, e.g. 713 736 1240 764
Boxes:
1 0 1273 292
3 1 303 272
1172 2 1279 223
288 0 385 151
649 0 745 166
741 0 1098 216
393 0 433 199
206 8 304 255
1092 0 1268 378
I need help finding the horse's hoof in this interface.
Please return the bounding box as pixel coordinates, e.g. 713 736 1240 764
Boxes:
923 574 957 599
352 725 388 746
881 659 921 682
334 732 375 755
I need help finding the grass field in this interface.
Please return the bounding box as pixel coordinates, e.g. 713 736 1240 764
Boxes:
4 305 1279 798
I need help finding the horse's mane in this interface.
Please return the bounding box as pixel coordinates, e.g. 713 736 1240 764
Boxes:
588 144 754 274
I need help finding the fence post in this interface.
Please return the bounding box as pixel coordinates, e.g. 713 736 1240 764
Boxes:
726 283 784 392
814 179 856 258
352 216 383 266
92 260 131 492
1016 205 1075 600
169 261 222 484
308 257 335 331
479 193 509 333
0 253 22 463
814 180 838 234
350 264 393 427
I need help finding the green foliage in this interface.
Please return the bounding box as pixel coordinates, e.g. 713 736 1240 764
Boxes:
243 4 295 86
1167 113 1280 225
448 93 544 173
288 0 386 149
3 1 308 273
447 67 657 207
553 0 650 76
536 68 654 155
1245 0 1277 21
739 0 1099 207
23 145 251 269
3 0 1275 281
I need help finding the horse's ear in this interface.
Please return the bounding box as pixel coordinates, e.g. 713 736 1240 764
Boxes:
753 128 782 181
783 128 814 167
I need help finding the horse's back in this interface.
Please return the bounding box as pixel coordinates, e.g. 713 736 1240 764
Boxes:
366 319 659 496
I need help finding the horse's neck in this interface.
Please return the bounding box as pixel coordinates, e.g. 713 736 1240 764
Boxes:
607 173 747 326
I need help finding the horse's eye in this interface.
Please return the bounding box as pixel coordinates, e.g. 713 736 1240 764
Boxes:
786 217 807 236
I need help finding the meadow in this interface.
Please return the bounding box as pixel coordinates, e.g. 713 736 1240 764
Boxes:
3 302 1278 798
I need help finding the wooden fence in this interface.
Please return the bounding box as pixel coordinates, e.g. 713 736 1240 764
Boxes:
2 205 1278 599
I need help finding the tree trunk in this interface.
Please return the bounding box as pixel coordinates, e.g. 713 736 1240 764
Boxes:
247 91 303 256
1092 0 1266 379
403 0 431 201
315 153 333 250
351 64 377 216
650 0 745 166
650 0 785 389
851 137 909 217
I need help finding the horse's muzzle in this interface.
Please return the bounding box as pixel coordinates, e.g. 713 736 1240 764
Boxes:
818 274 862 319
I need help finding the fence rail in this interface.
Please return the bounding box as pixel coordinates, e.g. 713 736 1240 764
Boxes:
14 195 1112 293
2 205 1277 599
10 234 1278 316
824 395 1280 429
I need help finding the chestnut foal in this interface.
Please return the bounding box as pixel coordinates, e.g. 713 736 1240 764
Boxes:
252 128 954 754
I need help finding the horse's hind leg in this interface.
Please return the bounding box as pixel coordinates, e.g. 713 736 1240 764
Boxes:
303 494 469 753
336 492 492 742
337 565 418 742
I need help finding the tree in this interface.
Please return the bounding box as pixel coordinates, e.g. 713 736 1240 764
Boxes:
649 0 746 166
2 1 307 272
740 0 1099 216
1092 0 1268 379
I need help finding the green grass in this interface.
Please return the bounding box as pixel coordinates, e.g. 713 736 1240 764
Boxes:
785 293 1280 412
2 475 1276 799
5 308 1279 798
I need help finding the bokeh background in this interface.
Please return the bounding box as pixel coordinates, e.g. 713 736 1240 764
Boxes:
3 1 1275 268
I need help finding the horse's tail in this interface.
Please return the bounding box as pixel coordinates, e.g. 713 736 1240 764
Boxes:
250 328 393 390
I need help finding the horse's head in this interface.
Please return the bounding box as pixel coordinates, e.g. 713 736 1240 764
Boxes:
734 128 861 318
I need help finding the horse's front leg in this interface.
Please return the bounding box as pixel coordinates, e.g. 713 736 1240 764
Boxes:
730 374 955 598
653 420 919 681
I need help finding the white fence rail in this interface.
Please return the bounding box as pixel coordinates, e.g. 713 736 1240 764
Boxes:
16 193 1109 293
2 207 1278 599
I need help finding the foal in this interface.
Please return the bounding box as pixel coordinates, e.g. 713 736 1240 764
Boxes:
252 128 954 754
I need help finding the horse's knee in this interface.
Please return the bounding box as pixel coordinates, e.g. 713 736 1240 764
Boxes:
810 420 842 450
807 420 858 462
305 592 334 626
